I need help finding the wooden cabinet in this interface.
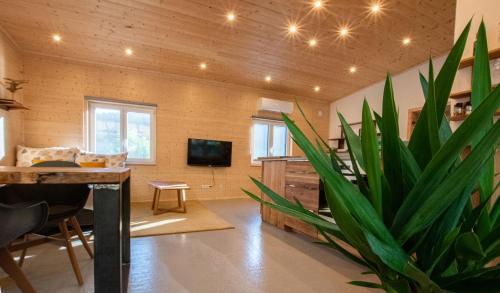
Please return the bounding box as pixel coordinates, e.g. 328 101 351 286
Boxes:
260 158 322 239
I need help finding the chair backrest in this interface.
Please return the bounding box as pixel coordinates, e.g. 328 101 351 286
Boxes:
0 201 48 248
6 161 90 209
32 161 80 168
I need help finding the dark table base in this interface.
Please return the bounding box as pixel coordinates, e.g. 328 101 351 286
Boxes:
93 178 130 293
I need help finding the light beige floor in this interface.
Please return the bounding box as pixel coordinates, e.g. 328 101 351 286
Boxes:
1 199 375 293
130 201 234 237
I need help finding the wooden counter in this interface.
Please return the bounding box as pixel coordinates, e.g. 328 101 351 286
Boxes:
259 157 322 238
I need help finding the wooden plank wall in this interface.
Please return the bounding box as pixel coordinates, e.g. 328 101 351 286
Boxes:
21 54 330 202
0 29 24 166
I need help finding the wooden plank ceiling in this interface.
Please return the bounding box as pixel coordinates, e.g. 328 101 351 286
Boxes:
0 0 456 101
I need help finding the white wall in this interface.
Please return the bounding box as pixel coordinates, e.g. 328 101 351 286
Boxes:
454 0 500 58
329 55 447 141
452 0 500 107
330 0 500 142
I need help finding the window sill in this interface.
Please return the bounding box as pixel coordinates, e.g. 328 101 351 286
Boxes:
125 161 156 166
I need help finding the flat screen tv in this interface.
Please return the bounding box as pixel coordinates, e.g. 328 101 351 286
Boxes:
187 138 232 167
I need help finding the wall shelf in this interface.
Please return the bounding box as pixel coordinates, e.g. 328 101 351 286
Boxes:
450 110 500 122
408 47 500 137
449 89 472 100
0 99 29 111
449 83 499 100
459 47 500 69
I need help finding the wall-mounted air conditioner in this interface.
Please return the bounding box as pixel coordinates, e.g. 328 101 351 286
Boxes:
257 98 294 114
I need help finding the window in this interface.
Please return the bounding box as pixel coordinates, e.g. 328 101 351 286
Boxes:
251 118 290 165
86 98 156 164
0 113 5 160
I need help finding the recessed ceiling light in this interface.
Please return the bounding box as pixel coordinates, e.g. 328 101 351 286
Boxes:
402 37 411 45
52 34 62 42
371 3 381 13
308 39 318 47
349 66 357 73
125 48 133 56
265 76 272 82
200 62 207 69
289 24 298 34
314 86 320 92
339 27 350 37
313 1 323 9
226 12 236 22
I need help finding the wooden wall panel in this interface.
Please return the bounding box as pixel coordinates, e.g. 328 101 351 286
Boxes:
22 54 330 202
0 29 24 166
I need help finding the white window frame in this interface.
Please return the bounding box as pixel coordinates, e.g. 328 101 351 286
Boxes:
85 97 157 165
251 118 291 166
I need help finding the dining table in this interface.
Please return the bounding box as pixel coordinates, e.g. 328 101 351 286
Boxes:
0 166 131 293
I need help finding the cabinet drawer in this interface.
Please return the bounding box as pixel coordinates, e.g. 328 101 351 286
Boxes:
285 161 320 210
285 181 319 211
285 161 318 180
284 215 318 238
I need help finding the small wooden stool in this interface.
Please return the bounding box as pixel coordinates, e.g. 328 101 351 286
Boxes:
149 181 189 215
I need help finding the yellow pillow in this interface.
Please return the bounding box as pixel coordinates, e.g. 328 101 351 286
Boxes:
79 161 106 168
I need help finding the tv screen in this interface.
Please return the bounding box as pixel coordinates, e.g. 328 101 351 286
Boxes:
187 138 232 167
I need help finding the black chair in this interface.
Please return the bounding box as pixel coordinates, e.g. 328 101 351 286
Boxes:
0 201 48 293
2 161 94 286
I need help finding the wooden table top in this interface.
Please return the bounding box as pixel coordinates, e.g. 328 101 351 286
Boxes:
149 180 190 190
0 166 131 184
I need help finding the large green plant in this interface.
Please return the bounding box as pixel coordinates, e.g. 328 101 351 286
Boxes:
243 21 500 292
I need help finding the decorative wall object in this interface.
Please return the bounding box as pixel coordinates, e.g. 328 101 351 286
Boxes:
0 78 29 110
